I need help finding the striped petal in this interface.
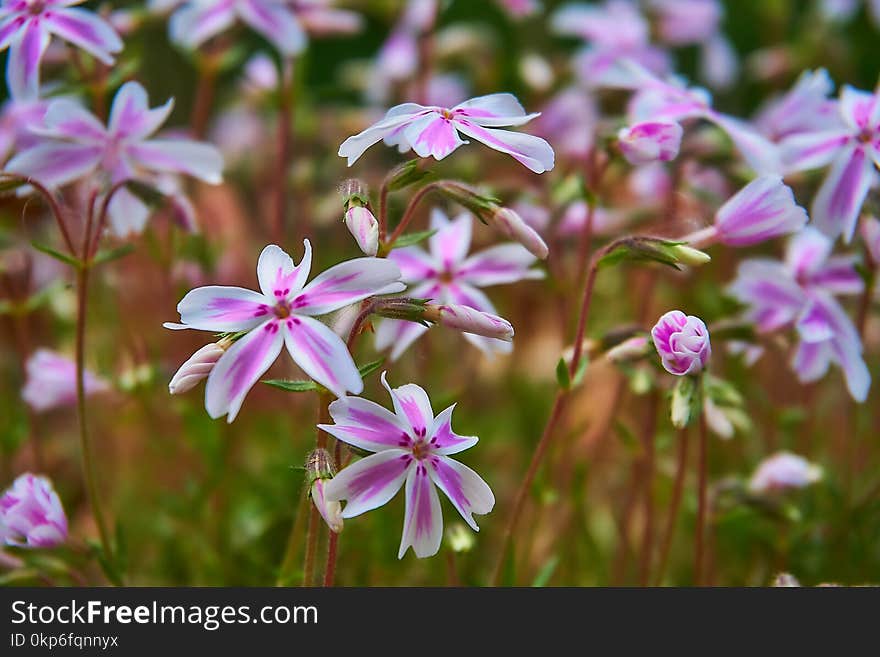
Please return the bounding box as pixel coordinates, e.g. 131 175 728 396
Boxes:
292 257 404 316
398 462 443 558
282 314 362 397
324 449 411 517
427 454 494 531
319 396 411 452
176 285 272 331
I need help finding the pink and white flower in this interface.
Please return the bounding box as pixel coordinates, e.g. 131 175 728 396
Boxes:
375 209 543 360
651 310 711 376
168 340 230 395
779 84 880 241
6 81 224 236
338 93 555 174
617 120 683 165
748 452 823 494
344 205 379 257
164 243 405 422
322 372 494 559
1 473 67 548
169 0 306 56
727 228 869 401
0 92 49 162
0 0 123 100
754 69 843 142
21 348 109 412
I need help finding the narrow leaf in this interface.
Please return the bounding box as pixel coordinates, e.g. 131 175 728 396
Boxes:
388 229 437 250
30 241 81 269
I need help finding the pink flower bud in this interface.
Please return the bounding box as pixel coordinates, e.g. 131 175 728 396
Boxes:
748 452 822 494
424 304 514 340
617 121 683 165
21 349 109 412
651 310 711 376
605 335 651 363
489 207 549 259
311 478 343 534
345 206 379 256
1 473 68 548
713 176 807 246
168 341 229 395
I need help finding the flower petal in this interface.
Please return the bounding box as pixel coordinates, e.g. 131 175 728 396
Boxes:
338 103 428 165
324 449 411 517
108 81 174 140
838 85 878 132
429 209 471 268
403 112 467 160
454 120 555 173
785 227 833 278
107 186 151 237
779 129 851 173
205 319 284 422
176 285 272 331
292 257 404 316
791 340 831 383
319 396 411 452
713 176 808 246
237 0 306 56
45 7 122 64
399 462 443 558
374 318 430 361
7 19 48 101
458 243 543 286
429 404 477 455
5 142 103 188
452 93 539 127
256 241 311 300
36 98 106 142
811 145 876 242
428 454 494 531
169 0 237 50
127 139 224 184
381 371 434 436
282 314 362 397
709 113 782 174
386 246 438 283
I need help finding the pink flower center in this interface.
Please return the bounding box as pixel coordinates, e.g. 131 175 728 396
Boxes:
274 301 291 319
411 439 430 460
27 0 46 15
440 108 455 121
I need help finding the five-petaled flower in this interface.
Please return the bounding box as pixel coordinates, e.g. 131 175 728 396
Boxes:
375 208 542 360
164 243 405 422
0 0 123 99
338 93 555 173
6 81 224 236
322 372 495 559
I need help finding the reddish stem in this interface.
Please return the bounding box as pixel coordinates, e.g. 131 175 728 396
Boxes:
655 429 689 585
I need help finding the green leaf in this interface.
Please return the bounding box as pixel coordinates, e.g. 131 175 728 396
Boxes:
30 241 81 269
556 357 571 390
571 356 589 387
92 243 135 267
263 379 318 393
596 237 706 271
531 555 560 587
387 229 437 250
386 159 433 191
358 358 384 379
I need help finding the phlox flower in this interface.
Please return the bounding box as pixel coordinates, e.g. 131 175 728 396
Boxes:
651 310 711 376
169 0 306 56
779 83 880 241
1 473 67 548
164 243 405 422
754 69 843 142
748 451 822 495
0 92 49 162
534 86 597 161
322 372 494 559
21 348 109 412
0 0 122 100
727 228 869 401
375 208 543 360
6 81 223 236
617 120 683 165
338 93 555 174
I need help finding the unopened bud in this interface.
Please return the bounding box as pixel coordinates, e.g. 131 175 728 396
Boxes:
345 206 379 256
307 449 343 533
669 244 711 266
423 304 514 340
168 339 231 394
372 296 430 322
488 207 549 259
605 335 650 363
339 178 369 206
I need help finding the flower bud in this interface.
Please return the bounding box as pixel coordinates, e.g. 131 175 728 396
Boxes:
605 335 651 363
423 304 514 340
345 206 380 256
488 207 549 259
748 452 822 495
617 121 683 165
651 310 711 376
307 449 343 534
1 473 68 548
668 244 711 266
713 176 807 246
168 339 230 395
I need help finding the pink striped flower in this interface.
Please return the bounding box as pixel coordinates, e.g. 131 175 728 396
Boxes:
1 473 67 548
780 84 880 241
617 120 683 164
322 372 494 559
6 81 223 236
21 349 109 412
338 93 555 174
651 310 711 376
748 452 822 494
375 209 543 360
0 0 122 100
164 243 405 422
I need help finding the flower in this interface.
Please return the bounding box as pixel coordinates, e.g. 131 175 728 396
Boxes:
754 69 843 142
0 92 49 163
164 242 405 422
617 120 683 165
779 84 880 241
21 348 109 412
487 207 549 259
535 86 598 161
1 473 67 548
0 0 123 100
344 206 379 256
687 176 808 248
727 228 869 401
169 0 306 56
375 209 543 360
6 81 224 236
291 0 362 37
322 372 494 559
748 452 823 494
422 303 515 341
168 339 231 394
651 310 711 376
338 93 555 174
